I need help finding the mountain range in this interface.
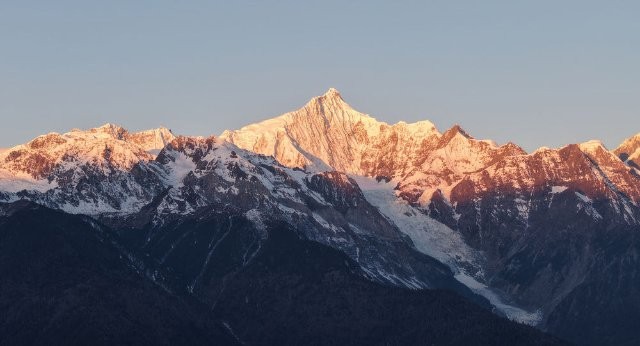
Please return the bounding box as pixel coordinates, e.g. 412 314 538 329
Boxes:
2 88 640 345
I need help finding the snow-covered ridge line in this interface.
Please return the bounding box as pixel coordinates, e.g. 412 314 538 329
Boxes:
222 88 441 142
1 89 638 216
0 123 179 213
218 88 531 217
0 123 175 174
218 88 639 209
1 88 639 332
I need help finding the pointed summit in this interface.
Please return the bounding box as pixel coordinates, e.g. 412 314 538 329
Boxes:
303 87 351 113
323 87 342 99
95 123 127 132
615 132 640 166
615 132 640 156
91 123 128 140
438 125 473 147
449 125 472 138
579 140 607 153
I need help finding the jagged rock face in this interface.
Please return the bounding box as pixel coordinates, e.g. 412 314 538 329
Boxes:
396 127 526 205
450 180 639 316
448 144 640 210
441 142 640 286
426 141 640 339
580 140 640 204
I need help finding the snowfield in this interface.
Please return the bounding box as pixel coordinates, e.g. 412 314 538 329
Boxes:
353 175 543 325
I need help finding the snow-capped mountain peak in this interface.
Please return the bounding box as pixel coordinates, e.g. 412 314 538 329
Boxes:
221 89 444 175
324 87 341 97
0 124 176 198
301 87 378 126
614 133 640 169
579 139 607 154
443 124 471 139
67 123 175 155
89 123 129 139
314 88 344 102
304 87 348 108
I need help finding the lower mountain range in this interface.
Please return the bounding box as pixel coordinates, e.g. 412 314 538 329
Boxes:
1 88 640 345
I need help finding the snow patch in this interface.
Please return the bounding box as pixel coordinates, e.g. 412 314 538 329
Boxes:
454 272 543 325
164 151 197 187
353 176 481 270
0 169 57 193
245 208 266 231
551 186 568 194
575 191 592 203
312 212 342 233
579 140 606 153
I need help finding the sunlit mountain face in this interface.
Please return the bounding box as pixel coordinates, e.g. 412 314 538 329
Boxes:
2 89 640 345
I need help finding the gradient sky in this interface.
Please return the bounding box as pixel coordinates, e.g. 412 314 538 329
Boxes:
1 1 638 151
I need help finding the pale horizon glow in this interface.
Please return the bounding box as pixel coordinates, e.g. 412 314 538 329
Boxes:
1 1 638 152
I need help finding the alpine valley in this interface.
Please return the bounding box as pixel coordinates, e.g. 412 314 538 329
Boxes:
2 89 640 345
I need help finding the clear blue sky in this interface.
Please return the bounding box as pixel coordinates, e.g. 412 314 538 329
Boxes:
1 1 638 151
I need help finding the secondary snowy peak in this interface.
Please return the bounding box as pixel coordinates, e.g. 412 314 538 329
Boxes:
89 123 129 139
0 124 175 214
440 124 472 141
397 125 526 205
579 139 607 154
614 133 640 168
2 132 136 177
2 123 175 166
67 123 175 154
0 124 176 197
84 123 175 154
324 87 341 98
0 124 166 172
